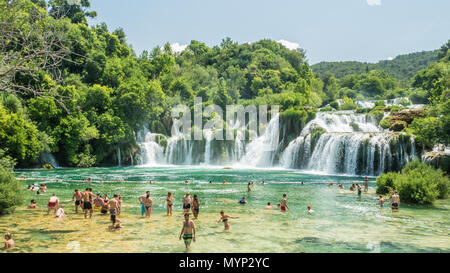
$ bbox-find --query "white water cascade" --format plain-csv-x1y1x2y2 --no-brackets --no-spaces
239,113,280,167
280,111,417,175
117,147,121,167
137,127,166,166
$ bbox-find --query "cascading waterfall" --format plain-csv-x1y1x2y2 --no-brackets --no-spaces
280,111,417,175
117,147,121,167
137,126,166,166
239,113,280,167
204,129,213,165
39,151,59,168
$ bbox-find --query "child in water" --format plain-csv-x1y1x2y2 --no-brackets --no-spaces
4,233,14,249
378,196,385,207
307,205,314,214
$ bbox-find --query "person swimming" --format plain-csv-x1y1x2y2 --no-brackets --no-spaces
4,233,14,249
55,205,66,218
307,205,314,214
28,200,37,209
265,202,273,209
216,210,238,230
239,197,247,205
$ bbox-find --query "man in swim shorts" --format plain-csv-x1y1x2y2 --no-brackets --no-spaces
47,193,59,215
280,194,289,211
93,193,104,212
179,213,196,249
390,190,400,211
138,191,149,217
72,189,83,213
109,194,119,224
82,188,95,219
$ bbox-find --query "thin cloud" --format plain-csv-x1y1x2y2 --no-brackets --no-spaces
170,42,187,53
277,39,300,50
366,0,381,6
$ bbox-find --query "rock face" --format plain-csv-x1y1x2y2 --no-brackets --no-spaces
422,145,450,173
380,109,425,131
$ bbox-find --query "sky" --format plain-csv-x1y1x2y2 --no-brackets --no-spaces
87,0,450,64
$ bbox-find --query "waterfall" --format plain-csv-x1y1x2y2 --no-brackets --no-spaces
40,152,59,168
204,129,213,164
280,111,417,175
117,147,121,167
137,126,166,166
239,113,280,167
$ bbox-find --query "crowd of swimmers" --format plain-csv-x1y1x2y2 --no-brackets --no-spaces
4,176,401,250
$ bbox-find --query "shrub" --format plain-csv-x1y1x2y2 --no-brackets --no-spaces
376,172,398,194
339,96,357,110
376,161,450,204
0,166,24,215
329,101,339,109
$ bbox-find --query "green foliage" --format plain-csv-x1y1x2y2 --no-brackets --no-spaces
376,172,398,195
312,50,439,84
0,166,24,215
339,96,357,110
376,161,450,204
0,105,43,166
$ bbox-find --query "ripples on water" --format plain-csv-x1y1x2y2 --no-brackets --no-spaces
0,166,449,253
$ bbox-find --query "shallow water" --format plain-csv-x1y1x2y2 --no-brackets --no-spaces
1,166,449,253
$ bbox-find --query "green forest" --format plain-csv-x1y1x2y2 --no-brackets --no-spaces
0,0,448,172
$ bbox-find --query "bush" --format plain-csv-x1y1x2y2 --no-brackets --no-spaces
0,166,24,215
339,96,357,110
376,172,398,194
376,161,450,204
329,101,339,109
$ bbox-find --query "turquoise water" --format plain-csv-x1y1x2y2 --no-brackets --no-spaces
1,166,449,253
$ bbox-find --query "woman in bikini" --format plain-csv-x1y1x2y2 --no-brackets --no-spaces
192,195,200,219
182,193,192,213
166,192,175,216
216,210,238,230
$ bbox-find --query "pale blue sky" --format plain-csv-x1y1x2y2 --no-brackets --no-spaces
87,0,450,64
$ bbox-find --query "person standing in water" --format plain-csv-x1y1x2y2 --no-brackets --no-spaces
239,197,247,205
192,195,200,219
72,189,83,213
378,195,385,207
47,193,59,215
93,193,104,212
217,210,238,230
138,192,149,217
390,190,400,211
179,213,196,249
117,194,123,216
28,200,37,209
82,188,95,219
166,192,175,216
247,182,252,192
265,202,273,209
364,177,369,192
108,194,119,224
182,192,192,213
307,205,314,214
142,192,153,218
4,233,14,249
357,184,362,196
280,194,289,211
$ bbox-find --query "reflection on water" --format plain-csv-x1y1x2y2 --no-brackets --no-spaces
0,166,449,253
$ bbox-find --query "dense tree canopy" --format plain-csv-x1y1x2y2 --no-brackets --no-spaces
0,0,448,169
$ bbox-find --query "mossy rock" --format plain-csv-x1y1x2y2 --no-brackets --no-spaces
42,163,55,170
390,121,408,131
